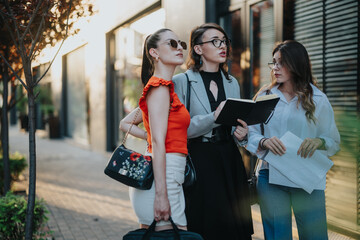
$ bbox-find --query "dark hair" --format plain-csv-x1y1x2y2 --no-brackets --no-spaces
186,23,231,80
270,40,318,122
141,28,172,85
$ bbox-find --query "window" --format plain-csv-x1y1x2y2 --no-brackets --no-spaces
107,8,165,150
114,9,165,115
250,0,275,96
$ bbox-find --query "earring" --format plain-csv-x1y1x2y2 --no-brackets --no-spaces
156,56,159,61
199,58,202,65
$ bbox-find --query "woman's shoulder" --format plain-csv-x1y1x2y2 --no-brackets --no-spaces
173,69,194,82
223,72,239,85
139,77,174,113
140,77,173,98
173,70,196,91
146,76,173,87
311,84,331,106
311,84,325,96
172,72,186,87
311,84,328,101
227,73,237,81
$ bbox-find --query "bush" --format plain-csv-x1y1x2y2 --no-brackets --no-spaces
0,152,27,195
0,192,49,240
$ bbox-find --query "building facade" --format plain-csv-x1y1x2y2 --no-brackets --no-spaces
34,0,359,237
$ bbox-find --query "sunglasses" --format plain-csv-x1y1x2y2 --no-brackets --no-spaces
168,39,187,50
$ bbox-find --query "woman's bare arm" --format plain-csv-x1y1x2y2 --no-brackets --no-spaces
147,85,171,221
119,107,147,140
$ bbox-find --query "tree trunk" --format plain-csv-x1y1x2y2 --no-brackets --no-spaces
1,47,11,195
24,59,36,240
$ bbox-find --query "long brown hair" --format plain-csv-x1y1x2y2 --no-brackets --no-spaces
141,28,172,85
186,23,231,80
262,40,318,123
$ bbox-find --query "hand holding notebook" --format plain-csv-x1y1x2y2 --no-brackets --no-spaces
215,94,280,126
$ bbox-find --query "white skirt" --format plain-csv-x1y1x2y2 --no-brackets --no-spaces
129,153,187,226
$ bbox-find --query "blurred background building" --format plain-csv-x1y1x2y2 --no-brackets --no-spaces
14,0,359,238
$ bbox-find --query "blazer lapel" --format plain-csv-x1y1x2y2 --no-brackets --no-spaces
187,70,211,113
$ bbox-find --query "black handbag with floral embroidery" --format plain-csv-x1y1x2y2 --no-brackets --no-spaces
104,109,153,190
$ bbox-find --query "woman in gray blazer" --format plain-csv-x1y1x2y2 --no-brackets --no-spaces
173,23,253,240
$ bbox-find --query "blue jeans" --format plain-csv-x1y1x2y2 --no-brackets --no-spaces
257,169,328,240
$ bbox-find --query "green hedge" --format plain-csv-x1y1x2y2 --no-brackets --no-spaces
0,192,49,239
0,152,27,195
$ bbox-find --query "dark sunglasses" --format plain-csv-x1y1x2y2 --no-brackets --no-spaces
168,39,187,50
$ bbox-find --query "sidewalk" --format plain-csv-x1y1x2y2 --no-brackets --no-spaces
9,126,353,240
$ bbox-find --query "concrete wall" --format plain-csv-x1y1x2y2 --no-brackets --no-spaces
163,0,205,73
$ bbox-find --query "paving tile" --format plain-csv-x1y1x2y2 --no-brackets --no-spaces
9,126,355,240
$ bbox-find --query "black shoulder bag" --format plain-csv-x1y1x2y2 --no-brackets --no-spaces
182,73,197,190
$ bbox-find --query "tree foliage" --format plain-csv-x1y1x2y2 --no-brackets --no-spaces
1,0,93,57
0,0,94,239
0,0,94,122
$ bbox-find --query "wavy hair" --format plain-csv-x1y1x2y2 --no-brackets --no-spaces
141,28,172,85
186,23,231,80
262,40,318,123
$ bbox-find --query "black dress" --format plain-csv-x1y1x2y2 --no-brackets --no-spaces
185,71,253,240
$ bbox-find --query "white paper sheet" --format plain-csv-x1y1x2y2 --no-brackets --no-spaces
269,165,326,191
264,131,333,193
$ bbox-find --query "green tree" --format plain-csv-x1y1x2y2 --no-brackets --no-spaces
0,0,93,238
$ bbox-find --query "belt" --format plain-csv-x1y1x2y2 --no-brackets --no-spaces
189,134,231,143
188,136,213,143
188,126,232,143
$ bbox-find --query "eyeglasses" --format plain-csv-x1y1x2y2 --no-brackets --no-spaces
197,38,231,48
167,39,187,50
268,61,283,69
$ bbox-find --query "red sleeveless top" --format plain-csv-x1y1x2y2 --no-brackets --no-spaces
139,76,190,155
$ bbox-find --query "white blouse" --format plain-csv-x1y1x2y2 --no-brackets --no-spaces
246,84,340,170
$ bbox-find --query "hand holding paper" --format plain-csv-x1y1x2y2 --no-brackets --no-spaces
264,131,333,193
262,136,286,156
297,137,323,158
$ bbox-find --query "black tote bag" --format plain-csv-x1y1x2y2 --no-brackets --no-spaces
123,217,204,240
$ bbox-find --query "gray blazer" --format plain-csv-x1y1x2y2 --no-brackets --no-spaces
173,69,241,139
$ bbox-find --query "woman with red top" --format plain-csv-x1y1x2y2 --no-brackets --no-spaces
121,28,189,231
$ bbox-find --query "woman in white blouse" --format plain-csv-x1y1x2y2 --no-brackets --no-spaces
247,40,340,240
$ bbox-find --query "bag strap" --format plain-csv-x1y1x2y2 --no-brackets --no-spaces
253,88,271,175
185,72,191,111
184,72,194,159
260,88,271,135
253,158,260,175
142,217,181,240
122,108,141,146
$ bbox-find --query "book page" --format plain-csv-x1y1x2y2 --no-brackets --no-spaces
256,94,279,102
226,98,254,103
